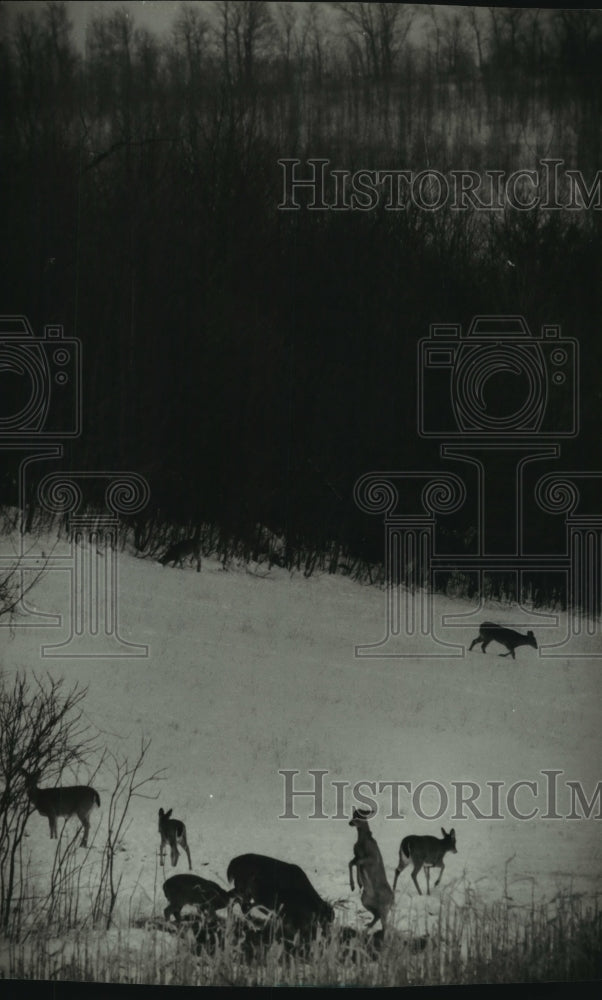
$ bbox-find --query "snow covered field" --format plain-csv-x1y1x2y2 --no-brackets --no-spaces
1,533,601,936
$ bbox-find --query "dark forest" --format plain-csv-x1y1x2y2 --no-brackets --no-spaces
1,2,602,607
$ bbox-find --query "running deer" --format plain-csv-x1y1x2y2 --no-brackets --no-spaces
158,537,201,572
393,828,457,895
348,808,394,932
20,769,100,848
158,808,192,869
163,874,236,923
469,622,537,660
227,853,334,937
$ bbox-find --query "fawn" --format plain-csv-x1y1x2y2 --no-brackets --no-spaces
163,873,235,922
158,808,192,869
469,622,537,660
393,828,457,895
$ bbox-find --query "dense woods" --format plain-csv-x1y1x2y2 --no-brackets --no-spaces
1,2,602,604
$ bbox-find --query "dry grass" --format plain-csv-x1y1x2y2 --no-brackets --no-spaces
1,890,600,986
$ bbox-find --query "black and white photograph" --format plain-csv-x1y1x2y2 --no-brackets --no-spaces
0,0,601,991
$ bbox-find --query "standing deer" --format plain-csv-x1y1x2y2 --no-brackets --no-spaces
158,808,192,869
21,769,100,848
163,874,236,923
348,808,394,932
469,622,537,660
393,828,457,895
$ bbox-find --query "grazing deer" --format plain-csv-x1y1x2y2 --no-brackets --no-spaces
158,538,201,572
469,622,537,660
158,808,192,869
21,769,100,848
348,808,394,932
163,874,236,923
227,853,334,937
393,828,457,895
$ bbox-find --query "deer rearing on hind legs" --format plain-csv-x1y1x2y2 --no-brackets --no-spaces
348,808,394,932
21,769,100,848
158,808,192,869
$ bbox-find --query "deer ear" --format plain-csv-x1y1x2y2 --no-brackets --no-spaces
441,827,447,836
450,829,455,837
165,808,173,818
527,630,534,636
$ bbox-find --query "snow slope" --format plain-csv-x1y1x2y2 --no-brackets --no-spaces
1,534,601,931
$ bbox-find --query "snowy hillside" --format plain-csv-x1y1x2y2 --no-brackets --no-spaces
1,533,601,931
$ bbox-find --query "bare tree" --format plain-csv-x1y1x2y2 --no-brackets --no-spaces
93,737,164,928
304,2,329,87
0,673,100,933
331,2,415,85
214,0,275,91
468,8,484,73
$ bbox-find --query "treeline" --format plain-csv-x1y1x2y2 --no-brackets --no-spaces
1,2,602,608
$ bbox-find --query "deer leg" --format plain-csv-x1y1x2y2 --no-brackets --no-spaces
348,859,356,891
393,866,401,891
411,867,423,895
469,637,480,652
434,862,445,887
482,640,490,653
425,867,431,895
171,842,179,867
80,817,90,848
159,836,165,865
182,838,192,870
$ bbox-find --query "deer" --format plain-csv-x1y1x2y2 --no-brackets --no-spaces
393,828,457,895
20,769,100,848
163,874,236,923
348,808,394,932
158,536,201,572
158,808,192,869
227,853,334,939
469,622,537,660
